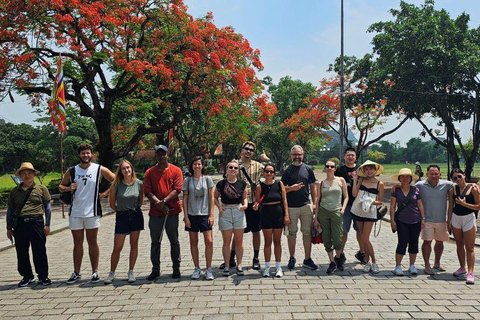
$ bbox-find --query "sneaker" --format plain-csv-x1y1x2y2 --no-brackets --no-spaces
355,251,367,265
147,271,160,281
340,253,346,264
363,263,372,273
18,276,35,287
372,263,380,274
453,267,467,277
236,267,244,276
466,273,475,285
205,268,214,280
66,272,81,284
275,267,283,278
409,265,418,275
103,272,115,284
287,257,296,270
191,268,202,280
39,276,52,286
91,271,100,284
223,268,230,277
172,268,181,279
394,265,404,276
220,261,236,269
326,261,337,274
263,267,271,277
303,257,318,270
334,256,344,271
252,258,261,270
127,270,136,283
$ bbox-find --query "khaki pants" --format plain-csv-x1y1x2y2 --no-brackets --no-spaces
287,204,313,242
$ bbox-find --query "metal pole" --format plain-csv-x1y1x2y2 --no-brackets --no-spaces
339,0,345,161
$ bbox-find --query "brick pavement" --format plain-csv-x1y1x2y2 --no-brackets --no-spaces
1,179,480,318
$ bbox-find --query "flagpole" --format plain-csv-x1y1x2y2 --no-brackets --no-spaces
60,132,65,218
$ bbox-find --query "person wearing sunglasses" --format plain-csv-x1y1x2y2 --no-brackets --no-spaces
214,160,248,276
314,160,348,274
415,165,454,275
448,168,480,284
253,163,289,277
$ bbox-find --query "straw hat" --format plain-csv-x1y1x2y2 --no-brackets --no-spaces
15,162,40,176
392,168,419,181
357,160,384,177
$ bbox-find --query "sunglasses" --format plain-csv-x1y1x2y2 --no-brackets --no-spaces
325,165,335,169
228,166,239,170
264,170,275,174
452,175,463,181
243,147,255,153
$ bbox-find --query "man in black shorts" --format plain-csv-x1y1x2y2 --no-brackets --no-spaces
220,141,264,270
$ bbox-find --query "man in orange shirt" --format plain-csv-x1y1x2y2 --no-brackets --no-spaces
144,145,183,280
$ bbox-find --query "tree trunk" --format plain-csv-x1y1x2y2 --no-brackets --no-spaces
94,109,115,170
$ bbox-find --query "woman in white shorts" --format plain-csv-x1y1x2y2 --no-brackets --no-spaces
448,168,480,284
214,160,247,276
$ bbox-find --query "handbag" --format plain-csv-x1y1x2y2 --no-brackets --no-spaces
60,167,76,205
311,219,323,244
377,205,388,220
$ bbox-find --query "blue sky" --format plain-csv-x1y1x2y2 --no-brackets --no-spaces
1,0,479,145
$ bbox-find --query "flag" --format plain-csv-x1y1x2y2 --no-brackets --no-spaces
49,54,67,133
168,128,174,153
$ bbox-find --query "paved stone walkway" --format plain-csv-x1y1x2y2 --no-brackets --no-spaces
1,200,480,319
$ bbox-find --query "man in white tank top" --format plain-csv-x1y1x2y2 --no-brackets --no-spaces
59,143,115,284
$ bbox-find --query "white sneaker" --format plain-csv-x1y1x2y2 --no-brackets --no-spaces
103,271,115,284
191,268,202,280
127,270,136,283
409,265,418,275
363,263,372,273
275,267,283,278
205,268,214,280
372,263,380,274
394,265,404,276
263,267,271,277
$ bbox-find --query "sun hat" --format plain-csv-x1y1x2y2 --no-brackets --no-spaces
15,162,40,176
357,160,384,177
415,161,421,166
154,145,168,153
392,168,419,181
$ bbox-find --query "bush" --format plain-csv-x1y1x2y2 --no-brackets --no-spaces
47,179,62,195
0,189,10,207
207,165,216,174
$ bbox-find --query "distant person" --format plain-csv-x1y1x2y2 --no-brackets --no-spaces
7,162,52,287
415,165,454,275
144,145,183,280
315,160,348,274
335,147,366,265
448,168,480,284
253,163,290,278
104,160,144,284
182,156,215,280
60,143,115,284
351,160,385,274
281,145,318,271
389,168,425,276
414,162,423,183
215,160,248,276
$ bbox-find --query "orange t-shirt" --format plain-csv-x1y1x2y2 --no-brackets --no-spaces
144,164,183,216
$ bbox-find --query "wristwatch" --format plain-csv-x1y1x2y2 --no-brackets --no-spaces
162,198,167,203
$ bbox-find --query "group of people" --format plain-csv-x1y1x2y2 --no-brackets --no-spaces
5,142,480,287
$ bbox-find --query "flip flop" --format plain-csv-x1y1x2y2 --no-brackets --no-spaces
433,265,446,272
424,268,435,275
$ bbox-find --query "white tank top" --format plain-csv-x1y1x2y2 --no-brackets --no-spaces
70,163,102,217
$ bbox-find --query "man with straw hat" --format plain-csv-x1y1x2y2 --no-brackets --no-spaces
6,162,52,287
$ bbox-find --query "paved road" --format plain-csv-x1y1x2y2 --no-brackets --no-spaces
1,199,480,319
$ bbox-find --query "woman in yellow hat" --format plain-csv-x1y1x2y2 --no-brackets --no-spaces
351,160,385,274
389,168,425,276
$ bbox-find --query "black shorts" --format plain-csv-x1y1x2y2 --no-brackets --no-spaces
244,203,261,233
260,203,284,230
185,214,212,233
115,207,144,235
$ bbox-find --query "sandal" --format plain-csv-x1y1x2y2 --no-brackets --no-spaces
433,265,446,272
424,268,435,275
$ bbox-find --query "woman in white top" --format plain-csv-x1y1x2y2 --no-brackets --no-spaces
182,156,215,280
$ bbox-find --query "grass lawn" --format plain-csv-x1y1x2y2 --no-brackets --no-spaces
0,172,62,191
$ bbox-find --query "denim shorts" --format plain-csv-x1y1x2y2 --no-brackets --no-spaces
115,207,144,235
218,207,246,231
